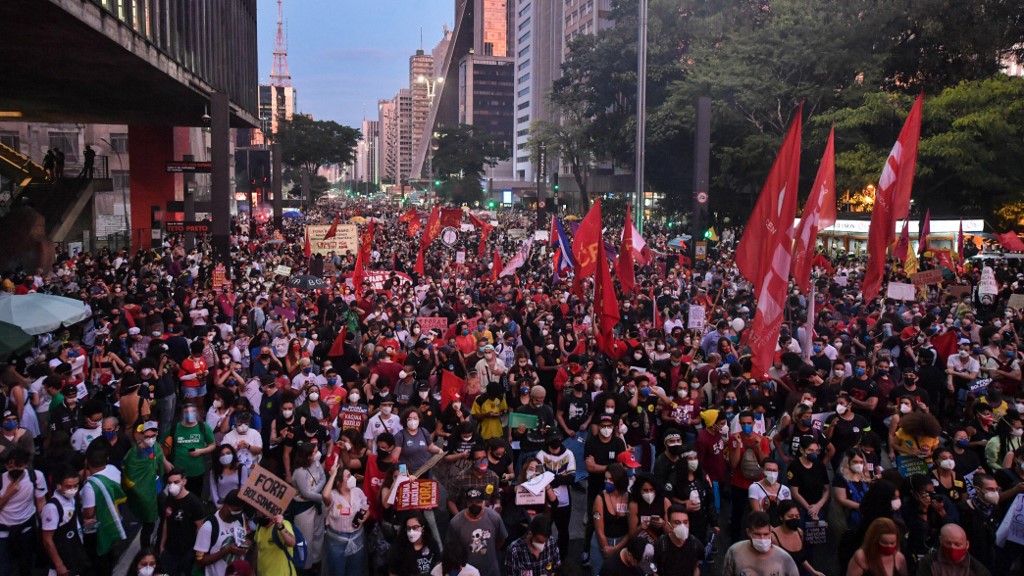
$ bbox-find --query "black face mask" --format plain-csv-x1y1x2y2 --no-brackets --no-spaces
7,469,23,482
668,445,685,457
468,504,483,516
547,443,561,453
784,518,801,531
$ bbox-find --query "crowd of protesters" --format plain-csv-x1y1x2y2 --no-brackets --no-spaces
0,196,1019,576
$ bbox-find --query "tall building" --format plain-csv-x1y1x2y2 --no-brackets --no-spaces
410,50,435,179
378,98,398,183
255,84,297,144
513,0,564,181
459,56,515,151
354,119,379,184
563,0,614,53
397,88,413,182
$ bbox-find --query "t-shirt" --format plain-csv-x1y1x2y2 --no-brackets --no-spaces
193,514,246,576
537,448,577,507
0,469,47,525
168,422,215,477
449,508,508,576
41,492,79,533
254,520,295,576
363,412,401,451
823,413,870,458
163,492,205,554
722,541,799,576
395,428,434,473
785,459,830,505
221,428,263,469
583,436,627,479
841,377,880,417
558,392,592,432
651,535,703,576
71,426,102,453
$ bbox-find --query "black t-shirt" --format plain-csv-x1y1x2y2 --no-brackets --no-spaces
584,435,627,479
559,392,592,432
446,434,479,456
388,544,437,576
163,492,205,554
824,413,870,457
651,535,703,576
888,384,931,409
841,377,880,417
599,549,643,576
785,459,830,504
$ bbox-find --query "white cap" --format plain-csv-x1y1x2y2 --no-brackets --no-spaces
128,327,141,336
48,358,62,369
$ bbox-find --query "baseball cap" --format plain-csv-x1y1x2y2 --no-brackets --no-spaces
128,327,141,336
616,451,641,469
223,489,245,507
465,487,485,501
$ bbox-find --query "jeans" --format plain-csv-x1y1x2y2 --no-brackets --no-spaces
156,394,176,440
324,528,366,576
0,520,36,576
566,433,588,483
589,534,624,576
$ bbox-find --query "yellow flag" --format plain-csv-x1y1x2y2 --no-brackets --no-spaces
708,227,719,242
904,246,919,276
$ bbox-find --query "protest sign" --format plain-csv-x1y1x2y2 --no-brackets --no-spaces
395,478,440,511
996,493,1024,546
804,520,828,545
964,470,977,501
347,270,413,291
886,282,916,301
980,267,999,297
455,251,466,264
1009,294,1024,311
340,408,366,431
212,264,228,290
238,465,297,518
896,455,930,477
306,224,359,256
971,378,993,396
534,231,550,242
688,305,706,331
910,269,943,286
413,452,446,478
417,317,449,335
273,265,292,277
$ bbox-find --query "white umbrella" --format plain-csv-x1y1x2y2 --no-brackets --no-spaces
0,292,89,335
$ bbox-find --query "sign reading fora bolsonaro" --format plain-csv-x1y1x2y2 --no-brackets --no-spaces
238,464,297,517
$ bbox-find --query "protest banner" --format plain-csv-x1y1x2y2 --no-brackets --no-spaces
515,485,546,506
417,317,449,335
996,493,1024,546
306,224,359,256
896,455,930,477
886,282,917,301
910,269,943,286
395,478,440,511
346,270,413,291
1009,294,1024,311
238,464,297,518
340,408,366,431
804,520,828,545
688,305,706,331
980,267,999,297
273,265,292,277
212,263,228,290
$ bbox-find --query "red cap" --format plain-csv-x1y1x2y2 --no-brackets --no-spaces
616,451,641,469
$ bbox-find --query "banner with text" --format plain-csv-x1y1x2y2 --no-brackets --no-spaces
238,464,297,518
306,224,360,256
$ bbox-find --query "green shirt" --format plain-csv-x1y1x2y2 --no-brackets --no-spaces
166,421,214,477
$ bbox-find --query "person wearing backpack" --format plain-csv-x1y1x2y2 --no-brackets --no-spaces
159,468,204,576
193,489,249,576
0,447,48,576
727,411,770,542
252,511,298,576
41,466,89,576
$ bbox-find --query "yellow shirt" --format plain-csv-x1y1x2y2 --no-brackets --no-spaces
471,396,508,439
254,519,295,576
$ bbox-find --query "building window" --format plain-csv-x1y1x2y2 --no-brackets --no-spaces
110,133,129,154
518,2,532,17
518,45,530,57
518,59,531,71
517,128,530,137
517,115,530,123
518,17,531,31
517,101,530,110
518,31,531,44
517,87,531,97
49,132,80,164
0,132,18,151
111,170,131,192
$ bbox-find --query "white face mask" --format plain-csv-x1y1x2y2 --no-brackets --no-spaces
407,529,422,543
452,401,461,411
382,406,393,416
619,423,628,435
672,523,689,541
212,399,222,409
939,459,956,471
751,537,773,553
1016,403,1024,414
834,370,845,378
525,470,536,480
599,427,613,438
984,490,1000,504
61,488,78,499
891,498,902,511
309,393,320,402
235,424,249,435
346,475,358,490
605,407,615,415
899,403,911,414
532,540,546,553
349,393,360,403
282,409,294,418
642,492,655,504
1014,428,1024,438
593,379,603,389
687,460,699,471
143,437,157,448
138,567,155,576
407,419,420,431
850,463,864,474
763,471,778,485
219,454,234,466
835,404,848,415
168,482,182,497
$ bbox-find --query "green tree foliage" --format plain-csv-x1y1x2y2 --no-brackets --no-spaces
432,125,510,205
277,115,361,183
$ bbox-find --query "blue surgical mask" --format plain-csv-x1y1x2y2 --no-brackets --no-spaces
605,482,616,494
1,421,16,432
742,424,753,435
303,367,312,374
806,452,819,462
955,439,970,449
800,418,813,428
813,345,822,354
754,412,763,421
328,377,337,385
640,387,650,396
103,430,117,440
855,367,866,377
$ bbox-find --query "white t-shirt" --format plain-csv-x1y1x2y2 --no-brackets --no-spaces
194,514,246,576
29,376,50,415
222,428,263,468
41,492,80,533
363,413,401,451
70,426,101,453
430,565,481,576
747,481,793,508
537,449,577,508
0,469,47,526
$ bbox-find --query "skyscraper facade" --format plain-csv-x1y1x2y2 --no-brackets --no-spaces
513,0,564,181
410,50,436,178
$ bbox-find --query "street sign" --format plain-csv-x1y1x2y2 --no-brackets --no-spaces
695,241,707,260
165,221,211,233
696,191,709,205
165,161,212,173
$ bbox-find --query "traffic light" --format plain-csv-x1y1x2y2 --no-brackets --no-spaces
552,172,559,192
434,179,441,186
703,229,712,239
488,200,496,209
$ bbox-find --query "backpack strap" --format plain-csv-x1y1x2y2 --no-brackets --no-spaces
270,526,297,576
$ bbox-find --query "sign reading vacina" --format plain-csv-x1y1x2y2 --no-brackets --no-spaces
165,221,211,233
165,161,213,173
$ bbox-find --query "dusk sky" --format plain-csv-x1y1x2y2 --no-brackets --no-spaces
256,0,453,128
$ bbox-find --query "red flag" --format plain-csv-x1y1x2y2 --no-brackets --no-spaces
421,206,442,249
322,215,340,240
651,286,662,329
736,104,803,299
303,228,312,259
593,239,620,356
810,253,835,274
894,220,911,261
957,220,965,261
413,247,425,275
353,223,375,296
995,231,1024,252
328,325,348,357
919,208,931,257
468,213,494,257
617,206,637,295
933,249,955,271
440,208,463,229
440,370,466,410
397,209,417,223
791,126,836,292
863,94,924,302
571,199,603,295
931,330,958,364
738,105,803,376
492,248,503,281
407,215,422,238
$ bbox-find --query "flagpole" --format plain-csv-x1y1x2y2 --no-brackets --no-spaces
802,284,815,363
634,0,648,235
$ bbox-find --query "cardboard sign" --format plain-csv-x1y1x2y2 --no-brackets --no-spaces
910,269,943,286
534,231,550,242
1008,293,1024,311
273,265,292,277
238,464,297,518
688,305,706,331
695,242,707,261
971,377,993,395
964,470,977,501
804,520,828,545
515,485,546,506
417,317,448,335
980,267,999,297
340,408,366,431
896,455,930,477
950,285,972,299
996,493,1024,547
455,251,466,264
212,263,228,291
306,224,360,256
395,478,439,511
886,282,917,301
413,452,446,478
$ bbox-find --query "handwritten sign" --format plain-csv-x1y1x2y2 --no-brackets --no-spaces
306,224,360,256
413,452,447,478
1009,294,1024,311
273,265,292,277
896,455,930,477
238,464,297,518
886,282,917,301
910,269,943,286
212,263,228,291
395,478,440,511
455,251,466,264
688,305,706,331
980,267,999,297
340,408,366,431
417,317,449,335
950,285,972,299
971,377,993,396
804,520,828,545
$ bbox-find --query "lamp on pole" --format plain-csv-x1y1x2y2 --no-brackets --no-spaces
634,0,648,234
97,137,130,243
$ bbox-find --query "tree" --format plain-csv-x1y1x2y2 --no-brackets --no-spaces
528,95,596,210
277,115,361,202
431,125,510,205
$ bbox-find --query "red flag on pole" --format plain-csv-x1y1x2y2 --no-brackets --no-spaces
790,126,836,292
617,206,637,295
303,228,312,259
957,220,965,261
996,231,1024,252
571,199,603,295
322,215,340,240
492,248,503,281
919,208,931,257
736,103,803,299
440,370,466,410
353,222,375,296
440,208,464,229
738,105,803,376
421,206,442,249
863,94,924,302
651,286,661,329
894,220,911,262
593,239,620,356
328,325,348,357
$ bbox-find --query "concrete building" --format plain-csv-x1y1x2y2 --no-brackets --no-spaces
410,50,436,173
513,0,564,181
253,84,297,145
563,0,614,53
378,98,399,183
397,89,414,183
353,119,379,185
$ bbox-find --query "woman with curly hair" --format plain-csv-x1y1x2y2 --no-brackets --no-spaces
892,410,942,462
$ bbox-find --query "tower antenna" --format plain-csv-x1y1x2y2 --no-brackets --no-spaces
270,0,291,87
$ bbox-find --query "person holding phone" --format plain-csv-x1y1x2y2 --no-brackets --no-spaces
193,490,249,576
